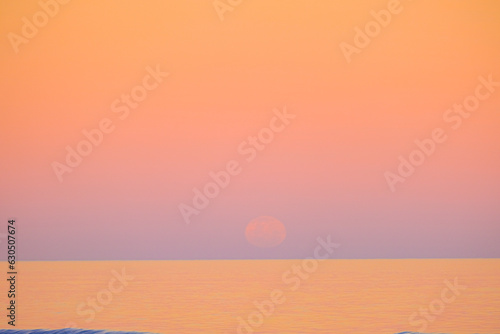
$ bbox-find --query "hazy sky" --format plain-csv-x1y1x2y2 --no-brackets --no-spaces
1,0,499,260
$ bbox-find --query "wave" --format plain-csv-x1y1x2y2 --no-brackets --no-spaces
0,330,157,334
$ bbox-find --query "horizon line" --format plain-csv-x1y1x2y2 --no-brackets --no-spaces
7,257,500,262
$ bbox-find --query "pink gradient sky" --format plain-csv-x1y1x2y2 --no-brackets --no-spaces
0,0,499,260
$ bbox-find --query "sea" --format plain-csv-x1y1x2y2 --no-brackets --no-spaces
1,259,499,333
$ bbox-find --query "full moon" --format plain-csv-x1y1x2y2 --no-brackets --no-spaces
245,216,286,248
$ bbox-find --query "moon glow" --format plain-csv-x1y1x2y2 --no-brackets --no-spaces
245,216,286,248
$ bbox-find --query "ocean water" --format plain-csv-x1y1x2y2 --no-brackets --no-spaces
3,259,500,333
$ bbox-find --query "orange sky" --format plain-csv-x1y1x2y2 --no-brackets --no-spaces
1,0,499,260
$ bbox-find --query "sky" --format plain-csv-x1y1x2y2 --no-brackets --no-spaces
0,0,499,261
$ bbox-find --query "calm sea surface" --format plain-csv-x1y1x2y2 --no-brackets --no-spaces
10,259,500,333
